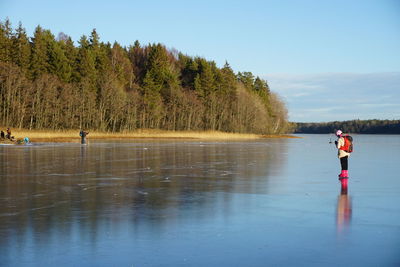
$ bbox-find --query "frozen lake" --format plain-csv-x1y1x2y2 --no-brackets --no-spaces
1,135,399,266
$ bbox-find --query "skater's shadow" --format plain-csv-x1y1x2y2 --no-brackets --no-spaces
336,184,352,234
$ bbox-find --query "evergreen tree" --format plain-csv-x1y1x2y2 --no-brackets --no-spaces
127,40,147,85
89,28,100,48
254,77,269,93
0,18,13,63
48,38,71,82
194,58,215,98
220,62,236,93
144,44,180,102
179,55,199,89
59,35,78,82
30,26,50,79
76,35,97,83
12,22,31,70
141,72,164,128
237,71,255,90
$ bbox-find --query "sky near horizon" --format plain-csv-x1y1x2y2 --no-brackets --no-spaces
1,0,399,122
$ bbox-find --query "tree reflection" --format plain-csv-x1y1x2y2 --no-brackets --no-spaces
0,140,289,253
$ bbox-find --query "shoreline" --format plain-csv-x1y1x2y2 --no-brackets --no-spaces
0,129,299,143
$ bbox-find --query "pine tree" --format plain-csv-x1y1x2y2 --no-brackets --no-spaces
76,35,97,83
194,58,215,98
179,55,199,89
89,29,100,48
59,35,78,82
11,22,31,70
141,72,163,128
237,71,255,90
48,38,71,82
30,26,50,79
220,62,236,93
144,44,180,102
127,40,147,85
0,18,14,63
254,77,268,92
96,42,112,77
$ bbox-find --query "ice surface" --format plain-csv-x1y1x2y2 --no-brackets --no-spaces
0,136,399,266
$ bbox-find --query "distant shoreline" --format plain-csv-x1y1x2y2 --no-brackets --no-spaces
0,129,298,144
293,119,400,134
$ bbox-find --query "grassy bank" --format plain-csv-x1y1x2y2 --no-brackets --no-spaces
0,128,297,143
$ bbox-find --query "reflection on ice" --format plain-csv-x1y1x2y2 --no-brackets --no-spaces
336,183,352,234
0,140,287,237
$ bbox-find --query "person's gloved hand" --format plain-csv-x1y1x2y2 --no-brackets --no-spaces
334,141,338,145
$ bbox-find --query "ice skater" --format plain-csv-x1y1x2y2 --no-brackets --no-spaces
335,130,353,186
79,130,89,145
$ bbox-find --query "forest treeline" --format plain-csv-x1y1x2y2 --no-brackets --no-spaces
294,119,400,134
0,19,289,133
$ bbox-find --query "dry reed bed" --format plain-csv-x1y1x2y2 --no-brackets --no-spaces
1,128,297,143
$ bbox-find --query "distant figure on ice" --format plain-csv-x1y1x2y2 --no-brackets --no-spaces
6,128,11,139
0,130,4,139
335,130,353,183
79,130,89,144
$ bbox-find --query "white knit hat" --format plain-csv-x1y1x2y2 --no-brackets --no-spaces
336,130,343,136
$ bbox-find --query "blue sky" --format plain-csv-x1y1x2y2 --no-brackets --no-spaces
1,0,399,122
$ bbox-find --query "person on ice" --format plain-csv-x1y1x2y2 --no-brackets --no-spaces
335,130,351,179
79,130,89,144
6,128,11,139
